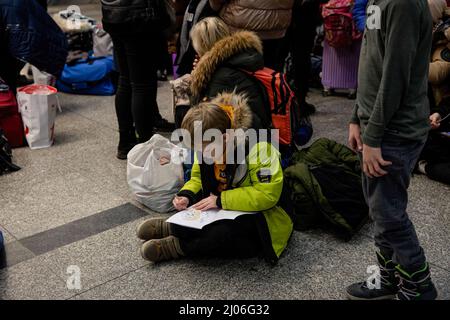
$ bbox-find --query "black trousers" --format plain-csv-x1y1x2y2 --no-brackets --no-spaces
290,0,321,102
262,39,285,72
170,214,262,259
110,32,163,142
0,51,20,93
420,133,450,185
35,0,47,10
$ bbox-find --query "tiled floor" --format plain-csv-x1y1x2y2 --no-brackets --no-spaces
0,3,449,300
1,80,449,300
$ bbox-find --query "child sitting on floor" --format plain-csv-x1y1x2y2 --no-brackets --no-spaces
136,93,293,264
417,96,450,185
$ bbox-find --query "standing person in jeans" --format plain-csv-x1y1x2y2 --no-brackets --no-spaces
347,0,438,300
102,1,175,160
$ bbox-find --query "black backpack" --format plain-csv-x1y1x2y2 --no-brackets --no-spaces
0,128,21,175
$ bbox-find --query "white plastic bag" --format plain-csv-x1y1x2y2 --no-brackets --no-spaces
17,85,60,150
127,134,187,213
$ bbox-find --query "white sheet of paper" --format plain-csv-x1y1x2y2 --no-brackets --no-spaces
166,208,256,230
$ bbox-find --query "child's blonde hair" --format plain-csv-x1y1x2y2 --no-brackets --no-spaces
190,17,231,56
181,102,232,147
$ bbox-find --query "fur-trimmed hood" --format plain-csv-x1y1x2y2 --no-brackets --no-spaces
210,92,253,130
190,31,263,99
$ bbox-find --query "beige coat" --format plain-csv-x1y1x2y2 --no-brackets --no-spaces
209,0,294,40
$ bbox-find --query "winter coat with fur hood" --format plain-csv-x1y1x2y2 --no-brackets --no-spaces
209,0,294,40
190,31,271,130
178,92,293,264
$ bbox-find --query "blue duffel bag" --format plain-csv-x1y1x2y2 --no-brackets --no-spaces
56,56,117,96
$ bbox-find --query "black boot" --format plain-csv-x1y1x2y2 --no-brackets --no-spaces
395,263,438,300
117,130,137,160
346,252,399,300
154,118,175,132
300,100,316,116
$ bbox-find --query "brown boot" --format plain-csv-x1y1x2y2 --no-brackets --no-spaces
136,218,171,241
140,236,184,262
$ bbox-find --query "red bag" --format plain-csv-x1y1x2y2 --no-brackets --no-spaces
0,87,25,148
242,67,300,146
322,0,361,48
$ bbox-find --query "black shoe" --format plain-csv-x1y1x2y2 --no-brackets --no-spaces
395,263,438,300
322,88,334,97
117,142,136,160
301,101,316,116
157,70,168,81
348,91,357,100
117,130,137,160
154,118,175,132
346,252,399,300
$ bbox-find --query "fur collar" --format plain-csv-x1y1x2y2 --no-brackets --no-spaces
210,92,253,130
190,31,263,99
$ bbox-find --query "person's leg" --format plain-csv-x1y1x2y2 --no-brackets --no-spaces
348,138,437,300
262,39,283,71
290,0,320,114
120,33,159,142
171,215,262,259
35,0,47,10
368,140,426,268
425,162,450,185
110,34,136,159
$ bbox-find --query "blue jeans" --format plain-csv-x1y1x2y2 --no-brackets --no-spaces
361,136,427,269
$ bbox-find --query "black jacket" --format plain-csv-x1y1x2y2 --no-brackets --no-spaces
101,0,173,34
190,31,271,129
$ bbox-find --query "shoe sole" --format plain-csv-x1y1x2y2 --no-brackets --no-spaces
346,292,397,301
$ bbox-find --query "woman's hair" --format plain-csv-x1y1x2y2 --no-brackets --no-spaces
181,102,232,146
190,17,231,56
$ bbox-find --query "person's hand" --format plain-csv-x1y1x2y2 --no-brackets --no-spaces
348,123,363,153
173,196,189,211
192,56,200,71
192,194,218,211
362,144,392,178
430,113,442,130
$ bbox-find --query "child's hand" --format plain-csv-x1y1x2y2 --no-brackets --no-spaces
430,113,441,130
173,196,189,211
192,194,218,211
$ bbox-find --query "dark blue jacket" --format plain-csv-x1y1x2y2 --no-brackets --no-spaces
0,0,68,76
352,0,368,33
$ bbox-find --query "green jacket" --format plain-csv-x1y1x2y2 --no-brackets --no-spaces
179,141,293,264
178,92,292,263
285,138,368,240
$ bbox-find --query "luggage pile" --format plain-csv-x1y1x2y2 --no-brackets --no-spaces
52,9,117,96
